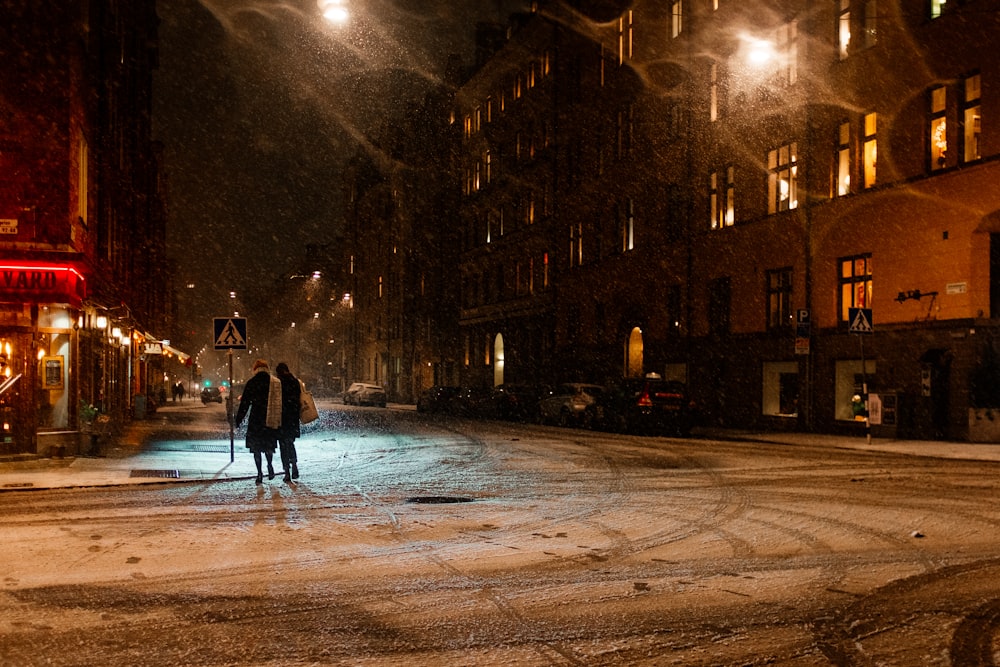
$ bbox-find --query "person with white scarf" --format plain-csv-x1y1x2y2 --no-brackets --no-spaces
234,359,280,484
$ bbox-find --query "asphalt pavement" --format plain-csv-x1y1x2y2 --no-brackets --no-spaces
2,403,1000,492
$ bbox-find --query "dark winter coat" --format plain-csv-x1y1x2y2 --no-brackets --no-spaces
234,369,278,453
278,372,302,440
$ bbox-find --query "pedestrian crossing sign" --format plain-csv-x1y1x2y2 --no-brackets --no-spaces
848,308,873,334
214,317,248,350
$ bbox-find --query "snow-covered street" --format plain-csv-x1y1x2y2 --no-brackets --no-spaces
1,403,998,665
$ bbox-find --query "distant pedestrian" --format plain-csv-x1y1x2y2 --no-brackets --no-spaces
275,362,301,482
234,359,280,484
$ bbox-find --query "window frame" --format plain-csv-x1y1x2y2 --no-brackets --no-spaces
929,86,948,171
838,254,872,323
962,73,982,164
863,112,877,188
767,142,798,214
766,267,793,331
836,120,851,196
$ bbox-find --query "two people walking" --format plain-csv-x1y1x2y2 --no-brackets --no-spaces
233,359,305,484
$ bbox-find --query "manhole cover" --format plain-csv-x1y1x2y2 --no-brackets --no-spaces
129,469,180,478
405,496,473,504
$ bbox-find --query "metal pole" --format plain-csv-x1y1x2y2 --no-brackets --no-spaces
860,334,871,445
228,349,234,462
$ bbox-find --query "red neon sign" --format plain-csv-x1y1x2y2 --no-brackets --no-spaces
0,263,86,306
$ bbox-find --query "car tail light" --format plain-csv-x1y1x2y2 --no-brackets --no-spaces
637,389,653,407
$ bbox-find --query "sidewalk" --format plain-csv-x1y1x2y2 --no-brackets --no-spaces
0,402,261,492
2,411,1000,492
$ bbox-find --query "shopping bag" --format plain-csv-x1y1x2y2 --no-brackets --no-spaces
300,382,319,424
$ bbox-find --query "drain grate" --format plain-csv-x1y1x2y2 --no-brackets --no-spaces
405,496,473,504
129,469,180,479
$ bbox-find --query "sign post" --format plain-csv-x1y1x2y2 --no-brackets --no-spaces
848,308,874,444
214,317,248,462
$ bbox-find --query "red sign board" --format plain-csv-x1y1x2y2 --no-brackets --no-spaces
0,263,86,306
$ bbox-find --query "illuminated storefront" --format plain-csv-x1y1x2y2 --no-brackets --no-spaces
0,262,86,455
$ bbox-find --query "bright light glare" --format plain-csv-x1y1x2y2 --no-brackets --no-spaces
318,0,348,23
746,38,775,66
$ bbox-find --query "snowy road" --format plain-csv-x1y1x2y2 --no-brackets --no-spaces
1,404,998,665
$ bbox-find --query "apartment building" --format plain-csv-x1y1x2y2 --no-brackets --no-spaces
445,0,1000,440
0,2,168,454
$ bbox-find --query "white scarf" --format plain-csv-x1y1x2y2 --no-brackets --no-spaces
265,374,282,429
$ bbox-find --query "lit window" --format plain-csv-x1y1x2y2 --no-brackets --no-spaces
931,0,946,19
77,137,88,224
837,121,851,196
710,168,735,229
767,143,798,214
963,74,981,163
930,86,947,170
838,0,851,60
569,223,583,267
621,198,635,251
863,112,877,188
710,63,718,122
671,1,683,38
839,254,872,322
618,11,632,64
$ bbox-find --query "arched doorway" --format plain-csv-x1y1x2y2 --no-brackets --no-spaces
494,333,505,387
625,327,643,378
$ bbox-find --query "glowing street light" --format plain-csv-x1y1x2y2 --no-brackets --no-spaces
745,37,776,67
318,0,349,23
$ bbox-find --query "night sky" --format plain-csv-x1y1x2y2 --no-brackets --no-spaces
154,0,525,347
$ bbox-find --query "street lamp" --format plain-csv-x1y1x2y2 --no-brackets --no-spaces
318,0,348,23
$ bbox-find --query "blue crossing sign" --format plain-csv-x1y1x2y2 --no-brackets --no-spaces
214,317,248,350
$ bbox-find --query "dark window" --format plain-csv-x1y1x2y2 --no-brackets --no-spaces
708,277,731,336
767,268,793,330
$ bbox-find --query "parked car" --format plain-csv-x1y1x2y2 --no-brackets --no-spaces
492,383,548,422
200,386,223,404
416,385,461,413
447,386,496,418
343,381,387,407
538,383,605,427
598,375,696,436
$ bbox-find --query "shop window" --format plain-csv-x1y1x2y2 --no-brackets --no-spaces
36,332,71,429
835,359,877,421
763,361,799,417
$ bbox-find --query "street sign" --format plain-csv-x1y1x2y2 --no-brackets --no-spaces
795,321,811,355
214,317,248,350
848,307,873,334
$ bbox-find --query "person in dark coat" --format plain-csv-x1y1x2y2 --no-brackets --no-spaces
275,362,302,482
234,359,279,484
